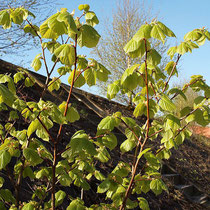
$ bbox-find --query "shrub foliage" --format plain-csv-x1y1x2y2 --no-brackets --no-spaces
0,4,209,210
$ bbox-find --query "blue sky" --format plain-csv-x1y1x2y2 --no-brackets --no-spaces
3,0,210,89
61,0,210,85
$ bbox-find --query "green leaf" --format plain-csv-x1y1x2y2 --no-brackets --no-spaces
101,133,117,150
47,13,67,36
161,129,173,144
43,41,61,53
54,44,75,66
0,84,15,107
98,116,116,131
184,29,202,41
168,88,186,100
185,109,207,126
67,199,85,210
0,150,11,170
0,10,11,29
31,53,42,71
0,177,4,188
27,119,40,137
48,77,61,92
89,59,110,82
194,96,205,108
120,139,136,153
58,173,72,186
23,166,35,179
177,42,189,55
147,49,161,65
25,76,35,87
78,4,90,12
133,103,146,118
157,21,176,37
159,94,176,112
57,11,78,34
107,80,121,100
22,202,36,210
167,46,177,59
150,179,167,195
121,72,141,91
144,152,160,170
23,148,43,166
10,8,26,25
78,24,100,48
0,189,15,204
138,148,151,160
68,70,86,88
121,117,137,128
151,24,166,43
112,162,131,177
180,106,192,117
165,61,178,77
133,24,152,40
40,18,58,39
165,114,181,131
67,106,80,123
0,201,6,210
97,178,111,193
85,11,99,27
57,66,70,76
24,24,39,36
59,102,80,123
121,64,140,84
70,130,97,156
95,170,105,181
55,190,66,207
14,72,25,83
95,147,110,162
36,168,49,179
84,68,96,86
138,197,149,210
124,39,148,58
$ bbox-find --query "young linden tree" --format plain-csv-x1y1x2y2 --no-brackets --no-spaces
0,3,209,210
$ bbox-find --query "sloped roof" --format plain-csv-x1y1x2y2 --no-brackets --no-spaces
0,59,209,209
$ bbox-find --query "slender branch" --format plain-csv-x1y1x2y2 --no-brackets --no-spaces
51,35,78,210
148,128,163,138
46,75,62,88
150,82,159,101
120,118,142,146
15,138,30,208
26,106,55,143
4,120,16,141
170,78,200,100
180,108,198,121
56,34,78,142
73,66,91,83
49,37,70,77
120,38,150,210
161,54,181,94
25,19,41,39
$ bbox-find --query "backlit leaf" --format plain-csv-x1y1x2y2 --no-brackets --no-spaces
23,148,43,166
54,44,75,66
107,80,121,100
0,150,11,170
138,197,149,210
31,53,42,71
57,11,78,34
55,190,66,207
151,24,166,43
78,24,100,48
159,94,176,112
